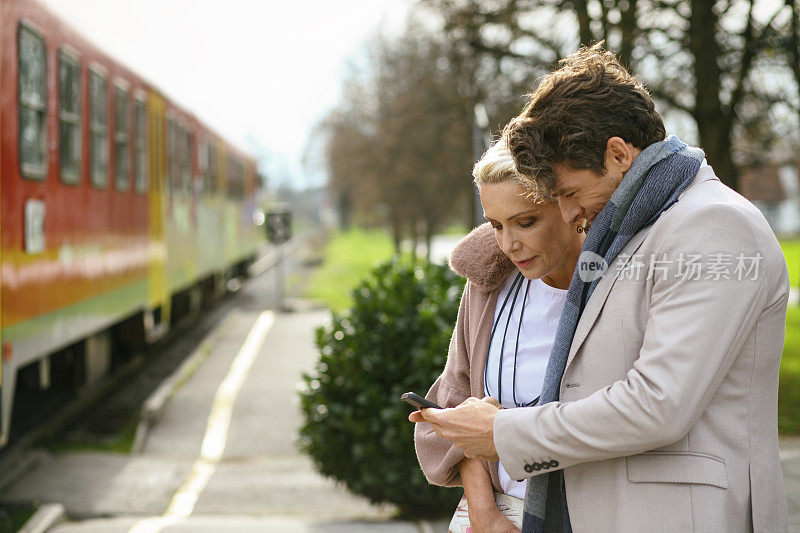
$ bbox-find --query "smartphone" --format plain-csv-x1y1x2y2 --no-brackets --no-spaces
401,392,442,410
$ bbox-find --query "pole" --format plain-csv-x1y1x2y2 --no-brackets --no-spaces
275,244,285,311
472,103,492,227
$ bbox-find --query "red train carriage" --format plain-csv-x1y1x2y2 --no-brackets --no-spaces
0,0,264,446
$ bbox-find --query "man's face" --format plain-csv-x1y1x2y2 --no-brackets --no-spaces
549,138,641,228
550,164,623,228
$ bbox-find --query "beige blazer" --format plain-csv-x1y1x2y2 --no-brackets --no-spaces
494,165,790,532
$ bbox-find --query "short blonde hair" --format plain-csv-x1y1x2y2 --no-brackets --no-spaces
472,139,554,204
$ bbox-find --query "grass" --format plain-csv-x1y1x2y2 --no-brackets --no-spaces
780,239,800,288
0,504,37,533
50,413,141,454
306,228,395,313
780,305,800,435
438,221,472,236
778,240,800,434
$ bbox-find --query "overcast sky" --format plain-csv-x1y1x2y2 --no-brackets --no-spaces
39,0,411,189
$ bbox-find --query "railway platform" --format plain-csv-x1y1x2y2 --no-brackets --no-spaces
0,242,447,532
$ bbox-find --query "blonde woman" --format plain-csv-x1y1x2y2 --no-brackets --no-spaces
411,139,583,532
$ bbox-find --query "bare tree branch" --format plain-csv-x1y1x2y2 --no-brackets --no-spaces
727,0,757,114
648,85,695,114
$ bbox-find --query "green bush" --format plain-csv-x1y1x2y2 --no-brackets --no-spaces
298,259,465,517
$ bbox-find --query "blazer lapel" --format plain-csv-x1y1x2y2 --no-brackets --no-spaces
566,226,654,369
564,165,718,372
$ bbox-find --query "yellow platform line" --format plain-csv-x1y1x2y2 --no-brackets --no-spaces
128,310,275,533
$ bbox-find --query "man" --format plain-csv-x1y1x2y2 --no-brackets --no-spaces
411,44,789,532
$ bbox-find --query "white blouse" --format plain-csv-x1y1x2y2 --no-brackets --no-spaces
483,272,568,499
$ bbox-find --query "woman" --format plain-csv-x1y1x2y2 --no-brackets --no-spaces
412,139,583,532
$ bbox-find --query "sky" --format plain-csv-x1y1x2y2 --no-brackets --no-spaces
39,0,412,189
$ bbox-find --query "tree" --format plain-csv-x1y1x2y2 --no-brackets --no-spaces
372,22,474,256
787,0,800,133
425,0,797,190
313,16,476,256
308,68,384,232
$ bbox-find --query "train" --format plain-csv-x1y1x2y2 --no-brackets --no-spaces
0,0,265,447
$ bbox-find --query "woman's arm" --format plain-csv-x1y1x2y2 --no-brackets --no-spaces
458,458,519,533
413,282,476,486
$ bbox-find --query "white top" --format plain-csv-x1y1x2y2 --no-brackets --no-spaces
484,272,568,499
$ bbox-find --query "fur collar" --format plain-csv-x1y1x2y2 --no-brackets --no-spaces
448,223,515,293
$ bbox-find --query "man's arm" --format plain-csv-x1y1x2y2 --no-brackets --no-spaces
494,202,784,479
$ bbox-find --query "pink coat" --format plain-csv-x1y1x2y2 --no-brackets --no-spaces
413,222,515,491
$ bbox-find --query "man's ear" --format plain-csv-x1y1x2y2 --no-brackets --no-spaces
604,136,639,173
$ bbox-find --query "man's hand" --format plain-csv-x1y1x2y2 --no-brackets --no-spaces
408,397,501,461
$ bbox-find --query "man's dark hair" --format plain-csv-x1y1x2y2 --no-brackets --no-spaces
503,43,665,193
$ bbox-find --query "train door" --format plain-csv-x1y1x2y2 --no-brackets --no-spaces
0,6,6,448
147,92,170,330
0,55,3,444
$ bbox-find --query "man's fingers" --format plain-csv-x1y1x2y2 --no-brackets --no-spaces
409,407,441,424
483,396,501,408
418,407,442,423
414,415,446,439
408,410,425,423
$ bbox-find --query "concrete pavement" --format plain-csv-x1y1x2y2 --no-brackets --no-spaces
781,437,800,530
47,516,427,532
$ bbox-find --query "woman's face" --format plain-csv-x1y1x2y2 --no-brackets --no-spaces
480,180,583,288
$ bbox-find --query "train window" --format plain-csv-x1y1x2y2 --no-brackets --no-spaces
234,156,239,199
238,160,244,198
167,117,175,194
89,69,108,188
198,136,208,194
114,85,131,191
177,124,190,194
183,128,193,195
58,49,81,184
227,155,243,199
230,158,239,199
18,24,47,179
207,141,218,194
134,98,147,194
226,155,234,199
171,122,191,195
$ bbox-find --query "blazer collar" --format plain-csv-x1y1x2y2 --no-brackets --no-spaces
566,226,653,368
